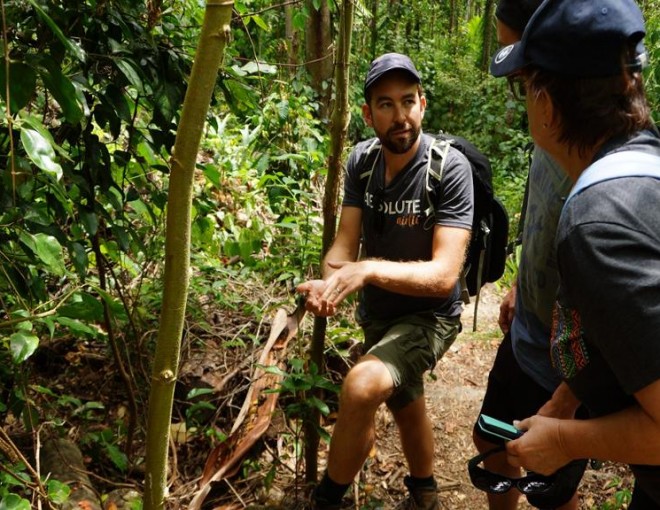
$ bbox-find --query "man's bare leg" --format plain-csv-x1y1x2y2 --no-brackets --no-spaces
326,355,394,484
393,395,434,477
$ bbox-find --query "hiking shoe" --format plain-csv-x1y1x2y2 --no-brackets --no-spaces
306,488,349,510
393,476,440,510
307,497,352,510
307,500,343,510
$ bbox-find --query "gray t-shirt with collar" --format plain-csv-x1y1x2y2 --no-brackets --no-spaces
343,133,474,320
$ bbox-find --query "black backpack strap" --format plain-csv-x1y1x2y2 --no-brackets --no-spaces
507,141,534,255
423,137,451,218
358,138,382,194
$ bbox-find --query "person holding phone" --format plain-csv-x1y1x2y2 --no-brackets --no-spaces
489,0,660,507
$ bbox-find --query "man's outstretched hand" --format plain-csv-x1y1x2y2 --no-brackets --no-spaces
296,279,338,317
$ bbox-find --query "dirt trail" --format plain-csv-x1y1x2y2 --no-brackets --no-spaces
357,284,631,509
215,284,632,509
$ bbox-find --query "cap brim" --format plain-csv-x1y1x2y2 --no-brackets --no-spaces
490,42,527,77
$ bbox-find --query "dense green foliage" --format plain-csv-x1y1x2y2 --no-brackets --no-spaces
1,0,659,507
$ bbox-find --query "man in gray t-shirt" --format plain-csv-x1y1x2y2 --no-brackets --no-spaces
298,53,473,510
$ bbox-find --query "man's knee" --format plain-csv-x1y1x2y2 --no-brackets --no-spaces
340,358,393,409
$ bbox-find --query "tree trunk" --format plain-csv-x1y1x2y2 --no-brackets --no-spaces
449,0,456,34
284,2,299,77
306,0,356,484
305,0,334,118
369,0,379,60
143,1,233,509
480,0,496,72
40,438,102,510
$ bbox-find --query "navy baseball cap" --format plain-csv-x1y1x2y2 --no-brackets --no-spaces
364,53,421,99
496,0,544,33
491,0,647,78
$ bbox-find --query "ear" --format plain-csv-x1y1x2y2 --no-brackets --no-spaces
420,94,427,118
362,103,373,127
537,89,557,130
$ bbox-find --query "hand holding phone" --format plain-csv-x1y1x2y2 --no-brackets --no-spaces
477,414,523,442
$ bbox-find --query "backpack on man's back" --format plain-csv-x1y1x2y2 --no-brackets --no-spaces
437,133,509,300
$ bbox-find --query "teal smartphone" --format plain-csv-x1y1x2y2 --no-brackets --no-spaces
478,414,523,442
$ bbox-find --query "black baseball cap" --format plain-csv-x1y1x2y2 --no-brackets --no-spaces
496,0,544,33
491,0,647,78
364,53,421,99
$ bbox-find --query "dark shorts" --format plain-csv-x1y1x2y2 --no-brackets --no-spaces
359,311,461,411
474,333,588,509
630,468,660,508
474,332,557,439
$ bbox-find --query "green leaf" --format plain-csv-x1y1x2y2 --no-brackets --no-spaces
9,332,39,364
37,57,83,124
115,59,144,92
70,242,88,277
261,365,287,377
59,292,104,321
93,287,128,321
56,317,99,337
187,388,214,399
25,0,86,63
312,0,321,10
46,479,71,504
104,84,132,123
20,128,63,180
0,495,31,510
203,164,221,187
20,233,66,275
249,15,270,31
308,395,330,415
292,10,307,31
241,61,277,75
0,61,37,113
112,225,130,251
42,317,56,338
19,112,71,160
79,208,98,236
104,442,128,472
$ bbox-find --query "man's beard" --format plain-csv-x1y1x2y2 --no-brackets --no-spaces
377,122,421,154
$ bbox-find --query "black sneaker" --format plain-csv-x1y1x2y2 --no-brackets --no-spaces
307,488,348,510
393,476,440,510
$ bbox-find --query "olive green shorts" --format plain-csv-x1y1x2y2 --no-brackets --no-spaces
358,311,461,411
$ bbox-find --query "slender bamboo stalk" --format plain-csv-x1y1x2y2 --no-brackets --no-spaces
143,2,233,508
306,0,356,483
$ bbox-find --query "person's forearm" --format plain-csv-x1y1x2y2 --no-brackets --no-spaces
539,381,581,419
360,258,460,297
322,243,358,279
560,405,660,465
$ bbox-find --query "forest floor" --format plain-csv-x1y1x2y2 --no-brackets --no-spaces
24,284,635,510
194,284,635,510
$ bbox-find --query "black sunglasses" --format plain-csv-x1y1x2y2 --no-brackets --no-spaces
468,446,557,495
507,74,527,101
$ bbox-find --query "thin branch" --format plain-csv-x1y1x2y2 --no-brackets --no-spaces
1,0,16,203
0,287,81,329
232,52,334,68
0,427,55,510
239,0,303,18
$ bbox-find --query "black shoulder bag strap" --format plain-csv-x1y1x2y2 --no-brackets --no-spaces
506,141,534,255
